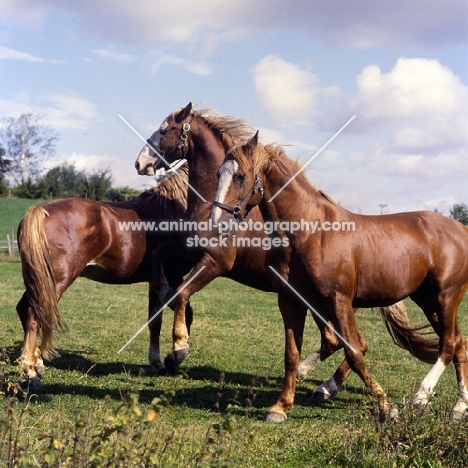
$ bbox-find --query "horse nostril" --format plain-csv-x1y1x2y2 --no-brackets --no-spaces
135,161,140,171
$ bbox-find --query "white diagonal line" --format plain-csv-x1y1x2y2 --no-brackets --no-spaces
268,266,357,353
118,114,207,203
268,115,356,202
117,266,206,354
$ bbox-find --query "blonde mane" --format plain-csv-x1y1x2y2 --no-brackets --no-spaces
236,142,336,205
193,108,257,146
136,163,189,212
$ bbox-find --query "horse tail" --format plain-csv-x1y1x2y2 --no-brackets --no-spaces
18,205,64,360
379,301,439,364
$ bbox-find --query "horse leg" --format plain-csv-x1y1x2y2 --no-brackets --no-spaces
299,307,367,403
264,293,307,423
147,285,166,374
411,291,467,415
452,329,468,419
332,294,393,420
16,293,44,390
150,241,188,306
151,253,225,374
311,327,368,402
147,276,195,376
297,314,342,380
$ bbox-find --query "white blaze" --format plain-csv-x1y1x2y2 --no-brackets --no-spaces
212,160,239,225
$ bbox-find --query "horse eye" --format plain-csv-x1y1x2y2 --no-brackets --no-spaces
234,173,246,184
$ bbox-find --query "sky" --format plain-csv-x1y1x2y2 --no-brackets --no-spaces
0,0,467,215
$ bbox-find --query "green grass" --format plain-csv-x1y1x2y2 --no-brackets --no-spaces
0,197,46,240
1,255,468,467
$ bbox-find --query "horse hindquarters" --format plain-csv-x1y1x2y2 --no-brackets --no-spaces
17,207,63,385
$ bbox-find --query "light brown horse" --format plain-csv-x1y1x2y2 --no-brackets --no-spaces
212,132,468,422
16,168,194,389
135,103,438,407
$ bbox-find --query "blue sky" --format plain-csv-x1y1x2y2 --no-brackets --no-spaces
1,1,467,214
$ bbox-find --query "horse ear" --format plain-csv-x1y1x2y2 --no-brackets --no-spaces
245,131,259,152
175,102,193,122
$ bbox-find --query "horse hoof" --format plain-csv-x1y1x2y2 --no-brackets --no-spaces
377,407,399,423
35,365,45,379
151,362,168,376
164,349,190,375
296,368,308,381
452,410,467,420
311,386,337,402
263,411,287,423
411,398,432,416
164,353,179,375
17,378,43,394
311,390,329,403
387,406,400,421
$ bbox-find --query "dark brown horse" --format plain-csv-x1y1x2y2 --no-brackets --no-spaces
212,132,468,421
134,103,438,407
16,168,194,388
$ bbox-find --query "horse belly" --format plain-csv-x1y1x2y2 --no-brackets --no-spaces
352,267,428,308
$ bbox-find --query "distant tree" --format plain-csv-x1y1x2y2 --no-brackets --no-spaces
108,186,141,201
450,203,468,226
0,144,10,175
0,113,59,184
40,164,88,199
12,163,116,200
86,168,113,201
0,173,9,197
13,177,41,199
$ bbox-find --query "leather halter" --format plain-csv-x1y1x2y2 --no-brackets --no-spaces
212,174,264,222
148,115,192,168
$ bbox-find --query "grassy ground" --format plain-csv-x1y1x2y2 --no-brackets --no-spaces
1,254,468,467
0,198,46,240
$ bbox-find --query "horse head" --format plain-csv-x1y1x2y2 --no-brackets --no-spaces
211,131,264,233
135,102,193,176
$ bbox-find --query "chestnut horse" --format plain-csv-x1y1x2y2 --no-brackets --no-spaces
16,167,194,389
212,132,468,422
134,103,438,407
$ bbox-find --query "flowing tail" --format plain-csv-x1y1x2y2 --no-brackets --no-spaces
379,301,439,364
18,205,65,360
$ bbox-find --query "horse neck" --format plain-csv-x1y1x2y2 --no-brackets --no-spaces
186,120,226,212
259,161,340,222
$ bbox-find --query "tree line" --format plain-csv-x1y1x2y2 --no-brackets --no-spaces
0,113,139,201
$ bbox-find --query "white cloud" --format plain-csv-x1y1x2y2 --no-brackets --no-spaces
340,58,468,159
251,55,338,126
92,49,138,63
0,97,34,118
43,94,97,131
0,94,97,131
151,53,212,76
0,45,43,62
0,45,63,64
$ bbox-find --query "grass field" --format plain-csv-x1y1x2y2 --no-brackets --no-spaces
0,198,46,240
1,248,468,467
